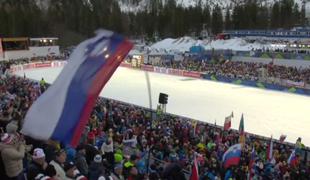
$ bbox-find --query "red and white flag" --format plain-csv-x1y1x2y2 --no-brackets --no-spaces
190,156,199,180
224,112,233,131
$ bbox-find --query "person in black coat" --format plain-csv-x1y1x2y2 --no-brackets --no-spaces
27,148,48,180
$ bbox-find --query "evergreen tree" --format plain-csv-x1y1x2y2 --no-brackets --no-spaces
224,8,232,30
211,5,223,34
271,2,281,28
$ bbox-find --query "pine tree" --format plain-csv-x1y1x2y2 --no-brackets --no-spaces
224,8,232,30
211,5,223,35
271,2,281,28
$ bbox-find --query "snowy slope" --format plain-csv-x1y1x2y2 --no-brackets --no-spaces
16,67,310,146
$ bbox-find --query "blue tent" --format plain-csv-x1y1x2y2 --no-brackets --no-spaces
190,45,205,54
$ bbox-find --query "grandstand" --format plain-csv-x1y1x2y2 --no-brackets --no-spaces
0,37,60,61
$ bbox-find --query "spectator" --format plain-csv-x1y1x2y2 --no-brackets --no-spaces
49,149,67,180
0,133,28,179
75,144,88,176
123,154,140,180
89,154,105,180
110,163,124,180
27,148,48,180
101,138,114,169
64,161,88,180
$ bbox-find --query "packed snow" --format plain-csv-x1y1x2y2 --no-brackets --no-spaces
15,67,310,146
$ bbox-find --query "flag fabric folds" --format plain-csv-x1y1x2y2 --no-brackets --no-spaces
248,146,256,180
190,156,199,180
279,134,287,143
222,144,242,169
224,112,233,131
239,114,245,145
266,137,273,161
287,150,298,167
21,30,133,146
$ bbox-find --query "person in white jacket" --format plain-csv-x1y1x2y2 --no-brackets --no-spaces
49,149,68,180
101,138,114,168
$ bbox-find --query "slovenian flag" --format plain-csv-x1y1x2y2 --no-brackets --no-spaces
222,144,242,168
287,150,298,167
21,30,133,146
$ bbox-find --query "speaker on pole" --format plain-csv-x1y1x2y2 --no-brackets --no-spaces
159,93,168,105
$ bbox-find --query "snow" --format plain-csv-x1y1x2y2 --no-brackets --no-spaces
151,37,205,52
15,67,310,146
150,37,268,52
204,38,266,51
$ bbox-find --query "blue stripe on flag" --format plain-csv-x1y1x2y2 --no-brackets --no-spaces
51,33,124,143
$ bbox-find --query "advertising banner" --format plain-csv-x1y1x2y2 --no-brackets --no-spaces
35,62,52,68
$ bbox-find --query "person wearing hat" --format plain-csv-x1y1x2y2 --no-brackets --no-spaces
75,144,88,176
0,133,26,179
110,163,124,180
49,149,68,180
123,154,139,180
27,148,48,180
64,161,88,180
89,154,105,180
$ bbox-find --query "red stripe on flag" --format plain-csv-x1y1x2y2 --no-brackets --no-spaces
224,157,240,169
70,40,133,147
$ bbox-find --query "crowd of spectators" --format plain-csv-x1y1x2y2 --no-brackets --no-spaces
154,59,310,86
0,60,309,180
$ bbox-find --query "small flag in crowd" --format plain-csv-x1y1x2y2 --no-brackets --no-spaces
21,30,133,147
279,134,287,143
266,136,273,162
222,144,242,169
239,114,245,145
248,146,256,180
224,112,233,131
287,150,298,167
190,156,199,180
239,114,244,135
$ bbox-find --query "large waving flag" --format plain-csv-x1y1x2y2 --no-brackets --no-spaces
222,144,242,169
21,30,133,146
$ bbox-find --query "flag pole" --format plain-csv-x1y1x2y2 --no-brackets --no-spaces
144,71,153,175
